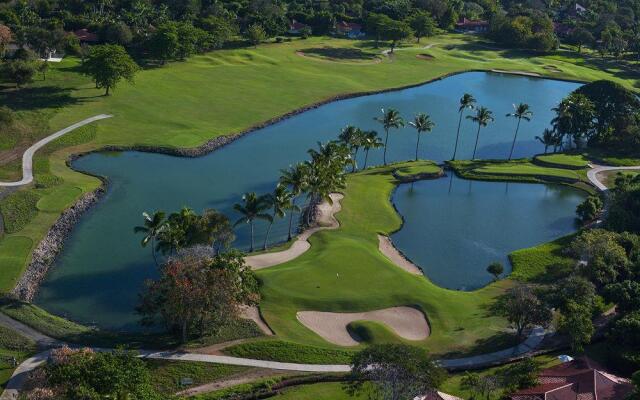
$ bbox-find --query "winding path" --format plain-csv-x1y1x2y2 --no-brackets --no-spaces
0,114,113,188
586,164,640,191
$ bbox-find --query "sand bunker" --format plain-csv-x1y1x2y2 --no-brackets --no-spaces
378,235,423,275
416,53,435,60
245,193,343,269
297,307,430,346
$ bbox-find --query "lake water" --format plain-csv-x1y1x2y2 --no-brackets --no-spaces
35,72,582,330
391,175,585,290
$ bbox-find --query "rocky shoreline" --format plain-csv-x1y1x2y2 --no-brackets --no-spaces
12,185,106,302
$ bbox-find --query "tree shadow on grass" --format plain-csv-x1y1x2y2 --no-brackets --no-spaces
0,86,80,111
300,47,379,61
439,331,520,359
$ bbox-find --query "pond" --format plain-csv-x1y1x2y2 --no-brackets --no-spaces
391,175,585,291
35,72,581,330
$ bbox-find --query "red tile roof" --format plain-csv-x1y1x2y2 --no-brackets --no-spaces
509,358,633,400
336,21,362,31
289,20,308,30
73,28,98,42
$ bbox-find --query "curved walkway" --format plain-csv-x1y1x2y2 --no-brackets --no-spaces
0,114,113,188
586,164,640,191
244,193,343,269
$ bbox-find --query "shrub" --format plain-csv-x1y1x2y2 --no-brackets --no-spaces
0,190,41,233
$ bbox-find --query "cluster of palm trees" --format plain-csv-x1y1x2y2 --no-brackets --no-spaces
233,140,352,252
134,207,235,266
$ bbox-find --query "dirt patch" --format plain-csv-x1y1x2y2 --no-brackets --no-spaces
240,305,274,336
543,65,562,73
245,193,343,269
296,307,430,346
377,235,422,275
416,53,435,60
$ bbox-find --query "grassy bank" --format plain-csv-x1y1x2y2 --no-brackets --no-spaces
0,325,37,388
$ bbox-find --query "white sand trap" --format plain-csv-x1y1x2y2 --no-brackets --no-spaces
245,193,343,270
378,235,423,275
240,305,274,336
297,307,430,346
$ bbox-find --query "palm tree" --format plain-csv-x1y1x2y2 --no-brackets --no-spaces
361,130,384,169
409,113,436,161
535,128,556,154
263,184,296,250
374,108,404,165
339,125,366,172
467,106,495,159
506,103,533,160
452,93,476,161
233,192,272,252
280,163,308,241
134,211,167,266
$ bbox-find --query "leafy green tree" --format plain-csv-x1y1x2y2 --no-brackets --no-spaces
552,93,596,148
604,280,640,313
500,357,541,391
409,113,435,161
45,347,161,400
201,208,235,255
280,163,308,241
83,44,139,95
460,371,499,400
576,195,603,224
409,12,436,43
558,300,594,352
138,249,259,341
569,27,594,53
375,108,405,165
380,19,413,53
263,183,296,250
467,106,494,159
487,261,504,280
246,24,267,47
452,93,476,160
134,211,167,266
233,192,272,252
632,370,640,399
199,15,239,49
3,60,36,88
351,344,446,400
365,13,389,48
362,130,384,169
610,311,640,348
569,229,632,286
492,285,551,338
150,22,179,64
339,125,365,172
506,103,533,160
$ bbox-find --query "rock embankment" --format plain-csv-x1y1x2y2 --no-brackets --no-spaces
13,186,106,302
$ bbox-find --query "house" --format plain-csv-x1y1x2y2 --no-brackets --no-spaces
567,3,588,17
72,28,98,44
335,21,365,38
288,20,310,35
509,357,633,400
455,18,489,33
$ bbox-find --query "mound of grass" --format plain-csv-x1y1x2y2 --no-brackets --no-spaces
0,190,41,233
275,382,367,400
393,160,443,181
299,47,380,63
36,186,82,212
346,321,404,345
146,359,247,395
509,235,576,283
534,153,591,169
224,340,354,364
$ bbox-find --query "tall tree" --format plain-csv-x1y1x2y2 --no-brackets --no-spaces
339,125,365,172
506,103,533,160
280,163,308,241
552,93,596,148
492,285,551,338
362,130,384,169
134,211,167,267
233,192,272,252
467,106,494,159
409,113,435,161
535,128,556,154
374,109,404,165
351,344,446,400
263,183,295,250
452,93,476,160
246,24,267,47
409,12,436,43
83,44,139,95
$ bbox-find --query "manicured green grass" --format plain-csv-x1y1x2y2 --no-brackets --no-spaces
273,382,367,399
0,236,32,292
244,162,511,360
1,33,637,349
346,321,405,345
146,359,247,395
596,170,640,189
534,153,591,169
0,325,37,389
393,160,443,181
225,339,354,364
